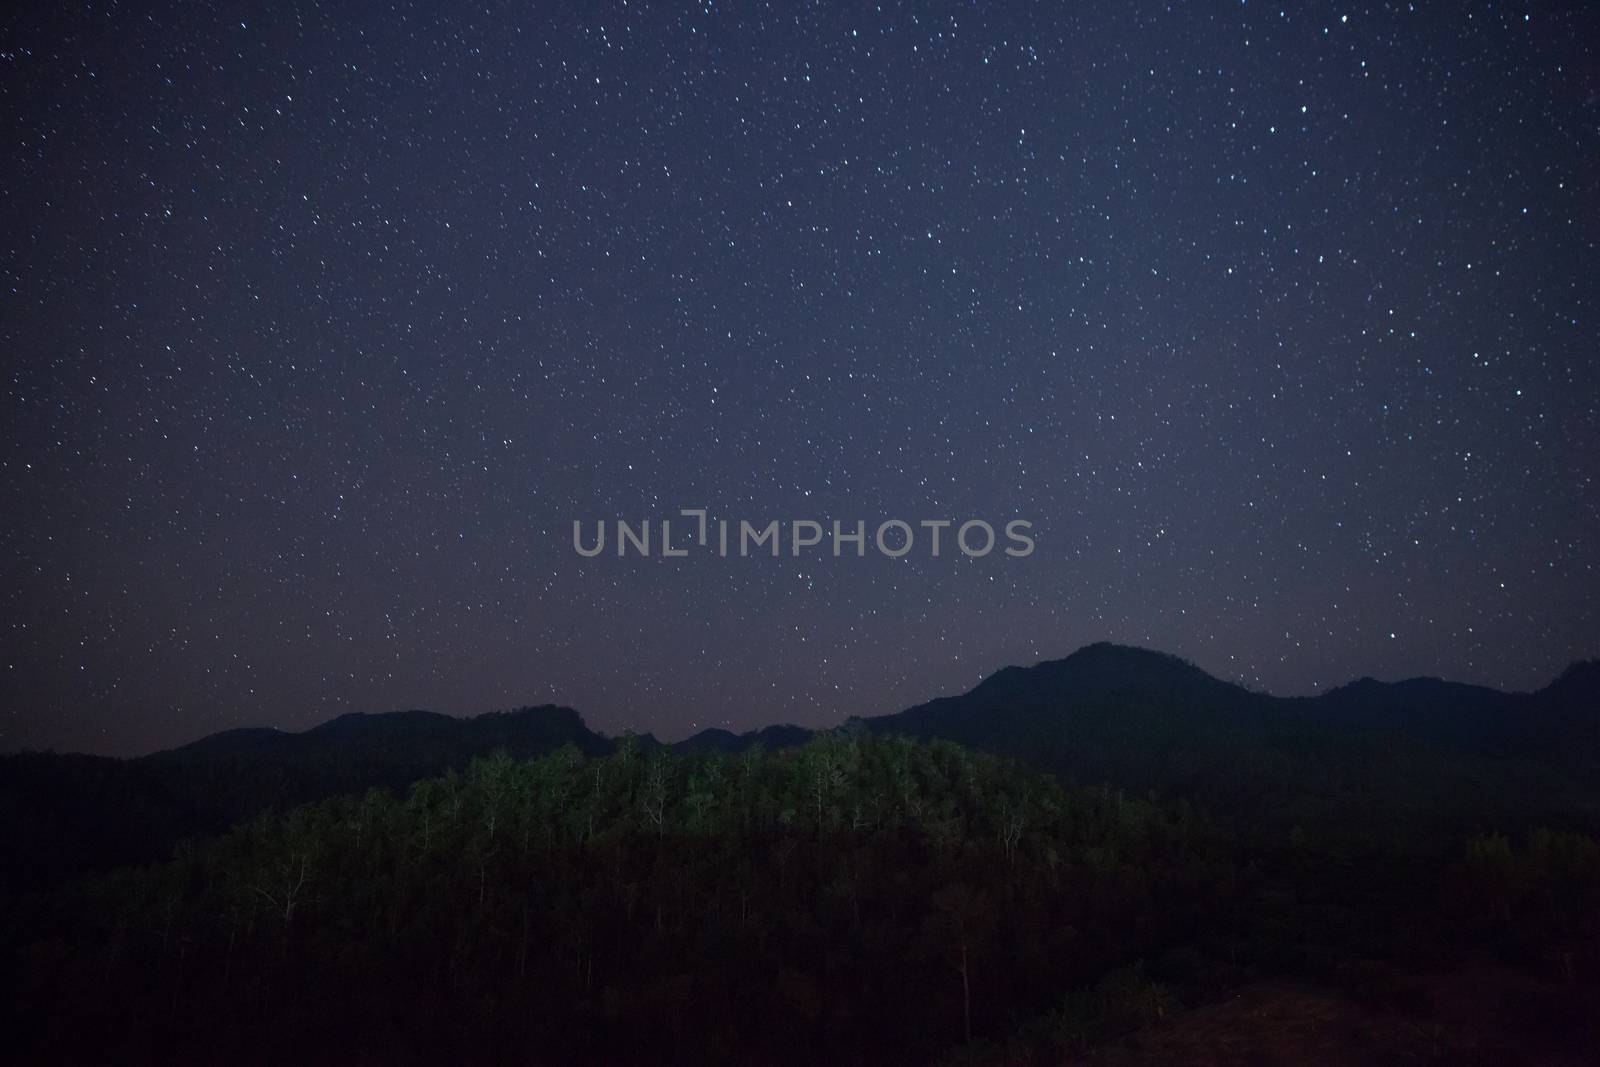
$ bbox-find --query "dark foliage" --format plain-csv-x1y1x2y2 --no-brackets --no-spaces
4,645,1599,1062
5,645,1596,903
0,705,610,897
9,736,1237,1064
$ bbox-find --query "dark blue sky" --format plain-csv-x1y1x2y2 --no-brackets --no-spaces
3,2,1596,755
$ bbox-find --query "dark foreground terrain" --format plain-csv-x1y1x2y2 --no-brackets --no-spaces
4,645,1597,1063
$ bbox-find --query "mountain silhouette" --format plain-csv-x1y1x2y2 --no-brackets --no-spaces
676,723,813,753
864,642,1268,739
0,704,608,895
857,644,1598,825
3,643,1595,897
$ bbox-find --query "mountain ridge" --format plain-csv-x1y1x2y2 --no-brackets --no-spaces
113,642,1591,762
3,643,1596,896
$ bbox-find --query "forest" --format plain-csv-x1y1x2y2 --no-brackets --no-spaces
7,728,1600,1064
4,645,1599,1063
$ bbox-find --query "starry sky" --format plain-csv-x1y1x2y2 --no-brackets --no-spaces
3,2,1596,757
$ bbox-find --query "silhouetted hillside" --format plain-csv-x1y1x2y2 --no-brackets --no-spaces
9,734,1600,1065
3,646,1596,901
1,705,610,896
1524,659,1600,762
677,723,812,753
860,645,1600,830
864,643,1269,750
0,752,205,891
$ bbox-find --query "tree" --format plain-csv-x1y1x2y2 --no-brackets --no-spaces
640,752,669,837
927,882,995,1045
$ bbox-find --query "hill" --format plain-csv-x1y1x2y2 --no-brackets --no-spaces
3,644,1596,899
860,644,1600,830
9,734,1599,1064
0,705,610,896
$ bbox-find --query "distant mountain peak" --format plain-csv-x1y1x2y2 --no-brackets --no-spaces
307,709,454,735
1024,642,1243,696
1548,659,1600,691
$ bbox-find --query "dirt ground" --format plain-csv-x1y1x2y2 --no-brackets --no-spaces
1084,964,1600,1066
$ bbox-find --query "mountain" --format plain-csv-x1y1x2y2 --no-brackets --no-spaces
3,644,1596,898
0,704,611,897
864,642,1269,744
9,656,1597,1065
1523,659,1600,761
677,723,812,753
859,644,1600,829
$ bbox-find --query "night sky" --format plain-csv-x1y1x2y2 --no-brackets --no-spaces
3,3,1596,757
